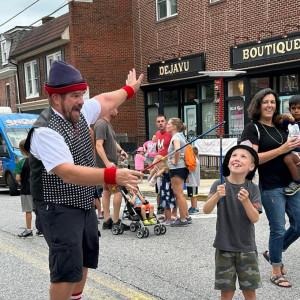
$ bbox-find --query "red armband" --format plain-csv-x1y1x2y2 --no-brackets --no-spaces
122,85,135,100
104,168,117,185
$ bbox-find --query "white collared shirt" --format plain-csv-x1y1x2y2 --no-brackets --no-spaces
30,98,101,173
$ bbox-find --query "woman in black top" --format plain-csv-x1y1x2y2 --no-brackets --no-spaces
241,88,300,288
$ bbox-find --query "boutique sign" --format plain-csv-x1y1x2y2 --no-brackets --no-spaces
147,53,205,83
231,34,300,68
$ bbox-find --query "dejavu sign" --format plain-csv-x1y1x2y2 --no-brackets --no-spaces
147,53,205,83
231,34,300,68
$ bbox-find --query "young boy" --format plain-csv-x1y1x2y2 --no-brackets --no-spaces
15,139,42,237
203,142,262,300
275,94,300,196
187,146,200,214
127,189,157,226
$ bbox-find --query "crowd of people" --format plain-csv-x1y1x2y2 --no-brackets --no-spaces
14,59,300,300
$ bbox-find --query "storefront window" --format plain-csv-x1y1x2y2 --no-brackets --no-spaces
148,107,159,138
202,102,215,135
201,83,214,99
280,74,298,92
250,77,269,95
147,91,159,105
164,106,179,121
228,80,244,97
228,99,244,135
163,90,179,104
185,88,196,103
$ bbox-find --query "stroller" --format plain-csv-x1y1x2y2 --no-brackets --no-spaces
112,186,166,238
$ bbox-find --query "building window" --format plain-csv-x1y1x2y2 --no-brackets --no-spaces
163,90,179,104
228,99,244,135
46,51,62,77
157,0,177,20
279,74,298,93
250,77,269,95
185,88,197,103
228,80,244,97
6,84,10,107
24,60,40,98
1,40,9,65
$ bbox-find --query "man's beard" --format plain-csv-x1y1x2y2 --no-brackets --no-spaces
62,102,81,124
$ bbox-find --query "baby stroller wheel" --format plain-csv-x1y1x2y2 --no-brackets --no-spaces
154,225,161,235
143,227,149,238
119,224,124,234
111,225,119,235
136,228,144,239
130,222,137,232
160,225,167,235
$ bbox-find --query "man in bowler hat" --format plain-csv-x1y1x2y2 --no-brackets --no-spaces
25,60,143,300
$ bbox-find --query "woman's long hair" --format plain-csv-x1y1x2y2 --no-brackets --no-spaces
247,88,280,122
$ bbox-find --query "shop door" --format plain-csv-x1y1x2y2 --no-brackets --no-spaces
184,105,197,142
279,95,292,114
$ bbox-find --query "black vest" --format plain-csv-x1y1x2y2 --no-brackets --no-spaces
25,108,95,210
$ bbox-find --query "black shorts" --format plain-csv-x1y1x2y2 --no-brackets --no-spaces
34,200,99,283
169,167,189,181
187,186,198,197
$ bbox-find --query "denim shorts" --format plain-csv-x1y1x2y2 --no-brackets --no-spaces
169,167,189,181
215,249,261,291
34,200,99,283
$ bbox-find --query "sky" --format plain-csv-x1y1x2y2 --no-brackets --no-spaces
0,0,69,33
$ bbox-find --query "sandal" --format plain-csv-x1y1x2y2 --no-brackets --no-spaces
263,251,287,275
270,274,292,288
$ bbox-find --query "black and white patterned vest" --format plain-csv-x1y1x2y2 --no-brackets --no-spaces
25,108,95,210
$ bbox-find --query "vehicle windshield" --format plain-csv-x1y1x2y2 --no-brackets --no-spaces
5,128,30,150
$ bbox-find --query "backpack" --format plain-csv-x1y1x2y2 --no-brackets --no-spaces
184,144,197,171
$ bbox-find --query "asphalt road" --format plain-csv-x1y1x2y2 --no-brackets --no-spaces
0,189,300,300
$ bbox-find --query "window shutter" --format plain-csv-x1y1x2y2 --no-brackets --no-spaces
36,58,41,95
22,63,27,98
61,49,65,61
43,56,47,83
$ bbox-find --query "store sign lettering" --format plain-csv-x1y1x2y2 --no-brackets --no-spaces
231,34,300,68
159,62,190,76
242,39,300,60
147,53,205,83
4,118,37,127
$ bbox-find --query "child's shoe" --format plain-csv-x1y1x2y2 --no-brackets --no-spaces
143,219,150,226
149,218,157,225
188,207,200,214
18,229,33,238
285,182,300,196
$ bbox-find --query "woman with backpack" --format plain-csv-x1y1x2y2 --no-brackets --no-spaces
166,118,192,227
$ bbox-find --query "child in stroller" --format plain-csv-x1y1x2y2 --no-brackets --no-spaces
126,189,157,226
118,186,167,238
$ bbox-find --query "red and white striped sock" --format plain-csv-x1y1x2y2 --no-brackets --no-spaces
70,291,82,300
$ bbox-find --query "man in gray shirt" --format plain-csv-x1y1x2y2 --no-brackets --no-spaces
94,108,128,230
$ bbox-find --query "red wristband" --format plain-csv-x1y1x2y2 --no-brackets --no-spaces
104,168,117,185
122,85,135,100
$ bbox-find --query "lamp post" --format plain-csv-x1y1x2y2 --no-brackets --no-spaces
198,70,246,195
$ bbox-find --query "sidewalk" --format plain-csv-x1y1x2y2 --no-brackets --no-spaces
138,178,216,201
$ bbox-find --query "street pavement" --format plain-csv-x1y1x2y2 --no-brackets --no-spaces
0,187,300,299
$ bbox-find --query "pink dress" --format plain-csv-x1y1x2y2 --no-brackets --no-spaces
135,154,146,170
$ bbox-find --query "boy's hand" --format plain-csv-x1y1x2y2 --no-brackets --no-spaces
216,183,226,198
238,187,249,203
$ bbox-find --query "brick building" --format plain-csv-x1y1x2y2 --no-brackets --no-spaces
3,0,300,151
0,27,29,112
136,0,300,142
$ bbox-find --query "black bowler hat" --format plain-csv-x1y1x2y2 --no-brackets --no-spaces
44,61,87,96
222,140,259,180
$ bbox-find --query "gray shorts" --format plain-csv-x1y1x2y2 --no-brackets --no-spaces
21,194,34,212
215,249,261,291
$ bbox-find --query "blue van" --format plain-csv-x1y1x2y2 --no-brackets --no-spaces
0,111,38,195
